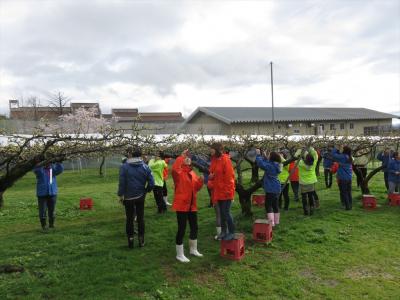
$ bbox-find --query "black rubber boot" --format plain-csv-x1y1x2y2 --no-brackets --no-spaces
40,218,47,231
138,235,145,247
49,217,55,228
302,197,309,216
128,236,134,249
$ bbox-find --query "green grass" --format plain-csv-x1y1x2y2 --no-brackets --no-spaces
0,167,399,299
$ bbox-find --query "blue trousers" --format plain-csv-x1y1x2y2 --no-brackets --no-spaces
218,200,235,235
38,196,57,220
338,180,352,210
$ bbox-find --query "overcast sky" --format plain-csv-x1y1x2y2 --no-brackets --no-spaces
0,0,399,117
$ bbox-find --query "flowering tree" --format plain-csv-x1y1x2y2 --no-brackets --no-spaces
0,107,176,208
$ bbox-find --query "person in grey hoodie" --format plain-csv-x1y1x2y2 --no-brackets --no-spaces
118,147,154,249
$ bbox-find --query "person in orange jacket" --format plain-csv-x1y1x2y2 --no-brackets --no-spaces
288,161,299,202
208,142,236,241
172,150,204,263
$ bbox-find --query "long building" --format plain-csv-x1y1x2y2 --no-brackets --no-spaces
183,107,397,135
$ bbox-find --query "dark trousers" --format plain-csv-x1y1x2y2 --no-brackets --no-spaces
324,168,333,188
384,172,389,191
301,192,314,215
176,211,198,245
265,192,279,213
218,200,235,235
290,181,299,201
162,180,168,197
338,180,352,210
153,186,166,213
279,184,290,210
38,196,56,221
355,166,367,188
124,196,145,237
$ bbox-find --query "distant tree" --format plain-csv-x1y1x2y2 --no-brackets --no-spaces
48,91,70,116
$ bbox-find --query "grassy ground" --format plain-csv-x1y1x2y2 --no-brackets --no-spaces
0,167,399,299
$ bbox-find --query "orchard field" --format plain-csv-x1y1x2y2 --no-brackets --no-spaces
0,167,399,299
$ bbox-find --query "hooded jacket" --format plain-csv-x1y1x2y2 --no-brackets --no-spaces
298,147,318,185
388,159,400,184
118,158,155,199
377,152,391,172
34,163,64,197
171,156,203,212
331,148,353,181
148,158,168,187
256,155,281,194
207,153,235,203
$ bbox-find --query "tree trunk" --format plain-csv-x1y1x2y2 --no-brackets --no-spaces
99,156,106,177
251,164,259,183
361,165,384,195
0,191,4,209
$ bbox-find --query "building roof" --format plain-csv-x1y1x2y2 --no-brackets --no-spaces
185,107,398,124
138,112,184,122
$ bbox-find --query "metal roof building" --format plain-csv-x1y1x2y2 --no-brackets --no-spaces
184,107,397,135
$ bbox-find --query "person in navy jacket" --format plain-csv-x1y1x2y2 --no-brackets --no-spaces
33,162,64,230
118,147,154,248
255,149,282,227
387,152,400,194
331,145,353,210
377,148,392,191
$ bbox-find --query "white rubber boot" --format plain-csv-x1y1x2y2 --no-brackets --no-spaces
267,213,275,227
176,244,190,263
189,239,203,257
164,196,172,206
214,227,222,240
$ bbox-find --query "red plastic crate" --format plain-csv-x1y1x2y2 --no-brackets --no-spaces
388,193,400,206
252,194,265,207
80,198,93,210
220,233,245,261
253,219,273,243
362,195,376,210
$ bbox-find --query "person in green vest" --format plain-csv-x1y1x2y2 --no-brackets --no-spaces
297,147,319,216
148,152,168,214
278,152,290,211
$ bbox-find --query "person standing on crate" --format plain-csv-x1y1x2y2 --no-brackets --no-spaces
330,145,353,210
297,147,318,216
387,152,400,195
118,147,154,248
33,160,64,231
353,149,370,189
172,149,204,263
208,142,236,241
148,152,168,214
255,149,282,226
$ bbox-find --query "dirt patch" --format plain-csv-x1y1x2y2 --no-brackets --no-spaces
323,279,340,287
346,267,395,280
299,267,320,282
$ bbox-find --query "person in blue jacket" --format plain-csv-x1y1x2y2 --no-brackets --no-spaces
255,149,282,227
387,152,400,194
118,147,154,249
377,148,392,191
322,149,333,188
331,145,353,210
33,161,64,230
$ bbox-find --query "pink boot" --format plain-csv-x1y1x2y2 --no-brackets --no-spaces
267,213,275,227
274,213,280,225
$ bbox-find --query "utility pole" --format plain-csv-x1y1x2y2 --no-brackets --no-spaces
270,62,275,139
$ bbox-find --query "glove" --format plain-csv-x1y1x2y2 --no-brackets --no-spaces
294,149,302,158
